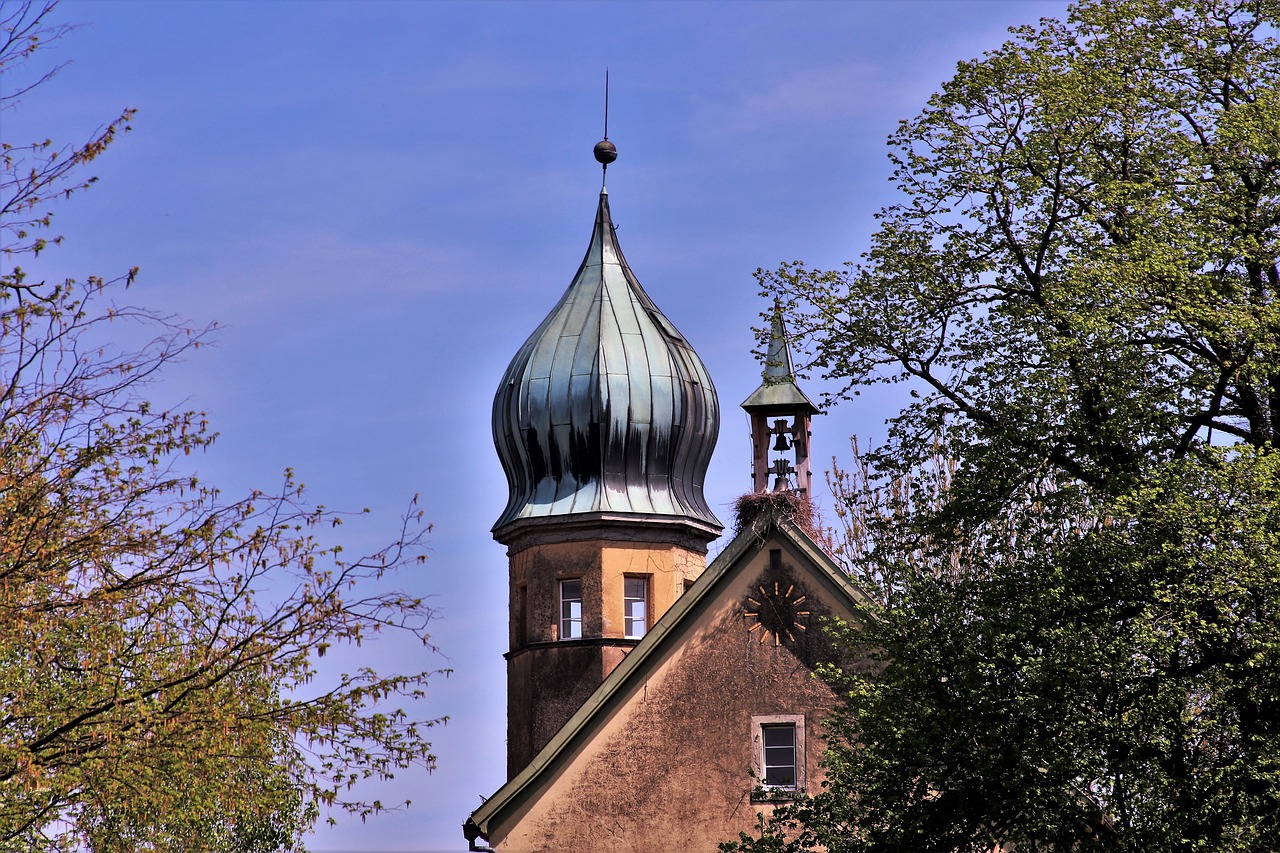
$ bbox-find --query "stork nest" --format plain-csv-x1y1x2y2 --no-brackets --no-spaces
733,490,818,538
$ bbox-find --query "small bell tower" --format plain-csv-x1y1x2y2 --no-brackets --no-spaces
741,303,819,494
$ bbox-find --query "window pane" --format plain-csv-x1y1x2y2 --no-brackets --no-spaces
624,577,647,638
764,746,794,765
560,580,582,640
763,726,794,747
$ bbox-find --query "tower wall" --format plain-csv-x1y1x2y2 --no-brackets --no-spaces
502,527,710,777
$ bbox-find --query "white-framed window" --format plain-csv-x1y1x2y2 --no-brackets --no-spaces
762,724,797,787
624,576,648,639
751,714,805,793
559,579,582,640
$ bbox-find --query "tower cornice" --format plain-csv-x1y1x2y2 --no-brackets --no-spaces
494,512,720,556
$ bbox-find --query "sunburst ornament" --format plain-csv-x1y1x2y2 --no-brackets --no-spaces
744,581,810,646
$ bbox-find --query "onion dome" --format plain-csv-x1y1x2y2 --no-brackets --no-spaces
492,188,722,539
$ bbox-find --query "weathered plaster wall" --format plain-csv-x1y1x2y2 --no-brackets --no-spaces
493,537,852,852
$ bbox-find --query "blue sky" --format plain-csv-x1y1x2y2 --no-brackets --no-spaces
6,1,1070,849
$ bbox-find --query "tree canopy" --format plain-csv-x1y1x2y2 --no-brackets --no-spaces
0,3,442,849
726,1,1280,850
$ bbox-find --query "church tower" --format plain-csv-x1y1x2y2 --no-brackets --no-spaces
491,139,723,777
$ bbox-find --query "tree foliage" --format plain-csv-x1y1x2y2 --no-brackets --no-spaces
0,3,442,849
727,1,1280,850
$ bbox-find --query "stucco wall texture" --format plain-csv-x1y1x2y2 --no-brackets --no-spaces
491,542,848,853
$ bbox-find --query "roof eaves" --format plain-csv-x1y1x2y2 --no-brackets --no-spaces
740,378,820,412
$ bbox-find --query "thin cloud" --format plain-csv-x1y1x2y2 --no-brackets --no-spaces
704,61,898,135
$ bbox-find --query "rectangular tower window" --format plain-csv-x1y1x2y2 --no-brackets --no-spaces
624,576,648,639
559,579,582,640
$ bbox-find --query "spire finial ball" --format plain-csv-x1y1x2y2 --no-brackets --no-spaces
593,139,618,165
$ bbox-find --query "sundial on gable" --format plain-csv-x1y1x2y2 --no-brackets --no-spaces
744,579,811,646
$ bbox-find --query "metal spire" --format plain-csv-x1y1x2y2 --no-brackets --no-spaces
592,69,617,186
763,299,797,381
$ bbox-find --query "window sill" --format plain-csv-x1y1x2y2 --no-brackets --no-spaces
750,787,804,804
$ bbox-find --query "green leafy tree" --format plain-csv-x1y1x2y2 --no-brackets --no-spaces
726,1,1280,850
0,3,442,849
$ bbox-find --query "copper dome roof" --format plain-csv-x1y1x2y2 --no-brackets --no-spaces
492,189,721,538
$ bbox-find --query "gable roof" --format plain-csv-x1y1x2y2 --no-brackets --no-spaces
465,507,874,844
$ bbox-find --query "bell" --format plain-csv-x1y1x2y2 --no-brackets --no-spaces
771,475,791,492
770,418,792,451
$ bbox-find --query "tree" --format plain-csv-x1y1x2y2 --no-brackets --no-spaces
725,1,1280,850
1,3,443,849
